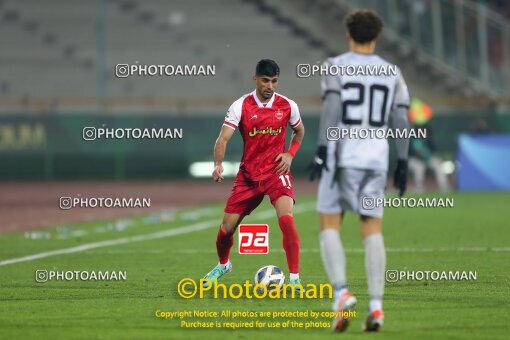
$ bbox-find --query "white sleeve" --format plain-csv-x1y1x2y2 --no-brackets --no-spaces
390,69,411,160
289,100,301,128
392,69,410,109
318,59,342,146
223,98,243,130
320,59,341,98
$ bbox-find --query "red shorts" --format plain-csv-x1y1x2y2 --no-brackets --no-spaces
224,172,295,215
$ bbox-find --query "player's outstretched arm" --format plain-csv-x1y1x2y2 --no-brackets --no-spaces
309,63,341,181
275,122,305,175
391,73,411,197
391,107,410,197
213,126,235,182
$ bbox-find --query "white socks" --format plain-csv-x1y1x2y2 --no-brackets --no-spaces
320,229,385,312
364,233,386,311
219,260,231,269
320,229,347,293
334,287,349,300
289,273,300,281
369,299,382,312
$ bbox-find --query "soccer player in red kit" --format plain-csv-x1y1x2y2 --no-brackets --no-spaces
202,59,305,291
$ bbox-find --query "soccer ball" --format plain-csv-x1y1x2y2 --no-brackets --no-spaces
254,265,285,292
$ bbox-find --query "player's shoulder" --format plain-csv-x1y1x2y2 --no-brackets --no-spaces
231,92,252,106
371,54,393,65
228,92,253,113
326,52,354,65
274,93,298,109
372,54,403,75
328,52,401,70
325,52,367,66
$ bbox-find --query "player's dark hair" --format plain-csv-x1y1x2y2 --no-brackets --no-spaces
345,9,383,44
255,59,280,77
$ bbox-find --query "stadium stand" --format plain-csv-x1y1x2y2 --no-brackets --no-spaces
0,0,507,112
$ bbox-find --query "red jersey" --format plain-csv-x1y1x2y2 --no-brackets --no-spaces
223,90,302,181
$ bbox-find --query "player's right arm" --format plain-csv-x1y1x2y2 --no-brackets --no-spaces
309,59,342,181
212,126,235,182
390,70,411,196
213,98,243,182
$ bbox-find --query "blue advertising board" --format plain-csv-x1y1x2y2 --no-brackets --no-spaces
457,134,510,191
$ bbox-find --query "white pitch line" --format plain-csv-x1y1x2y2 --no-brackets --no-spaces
80,247,510,256
88,247,509,254
0,202,315,267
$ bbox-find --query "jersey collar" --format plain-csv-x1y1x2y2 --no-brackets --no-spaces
252,90,276,108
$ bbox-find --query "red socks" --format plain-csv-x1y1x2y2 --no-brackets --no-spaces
216,226,234,264
278,215,300,274
216,217,300,272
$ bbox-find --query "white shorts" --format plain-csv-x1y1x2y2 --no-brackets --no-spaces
317,166,387,218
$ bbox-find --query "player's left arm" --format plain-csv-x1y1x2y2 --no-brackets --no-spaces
275,101,304,174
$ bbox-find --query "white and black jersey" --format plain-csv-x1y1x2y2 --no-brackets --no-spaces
318,52,410,172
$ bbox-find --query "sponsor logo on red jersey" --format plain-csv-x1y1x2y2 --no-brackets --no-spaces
248,126,283,137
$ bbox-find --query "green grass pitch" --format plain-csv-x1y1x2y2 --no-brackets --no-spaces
0,192,509,339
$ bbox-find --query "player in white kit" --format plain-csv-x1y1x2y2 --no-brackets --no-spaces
309,10,410,332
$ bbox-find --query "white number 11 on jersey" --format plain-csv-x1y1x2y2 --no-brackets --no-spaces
279,175,292,188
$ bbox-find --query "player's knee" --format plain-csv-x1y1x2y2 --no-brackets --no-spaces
319,213,342,231
220,222,236,235
360,215,381,223
277,211,293,218
221,221,231,234
360,215,382,237
319,223,338,232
